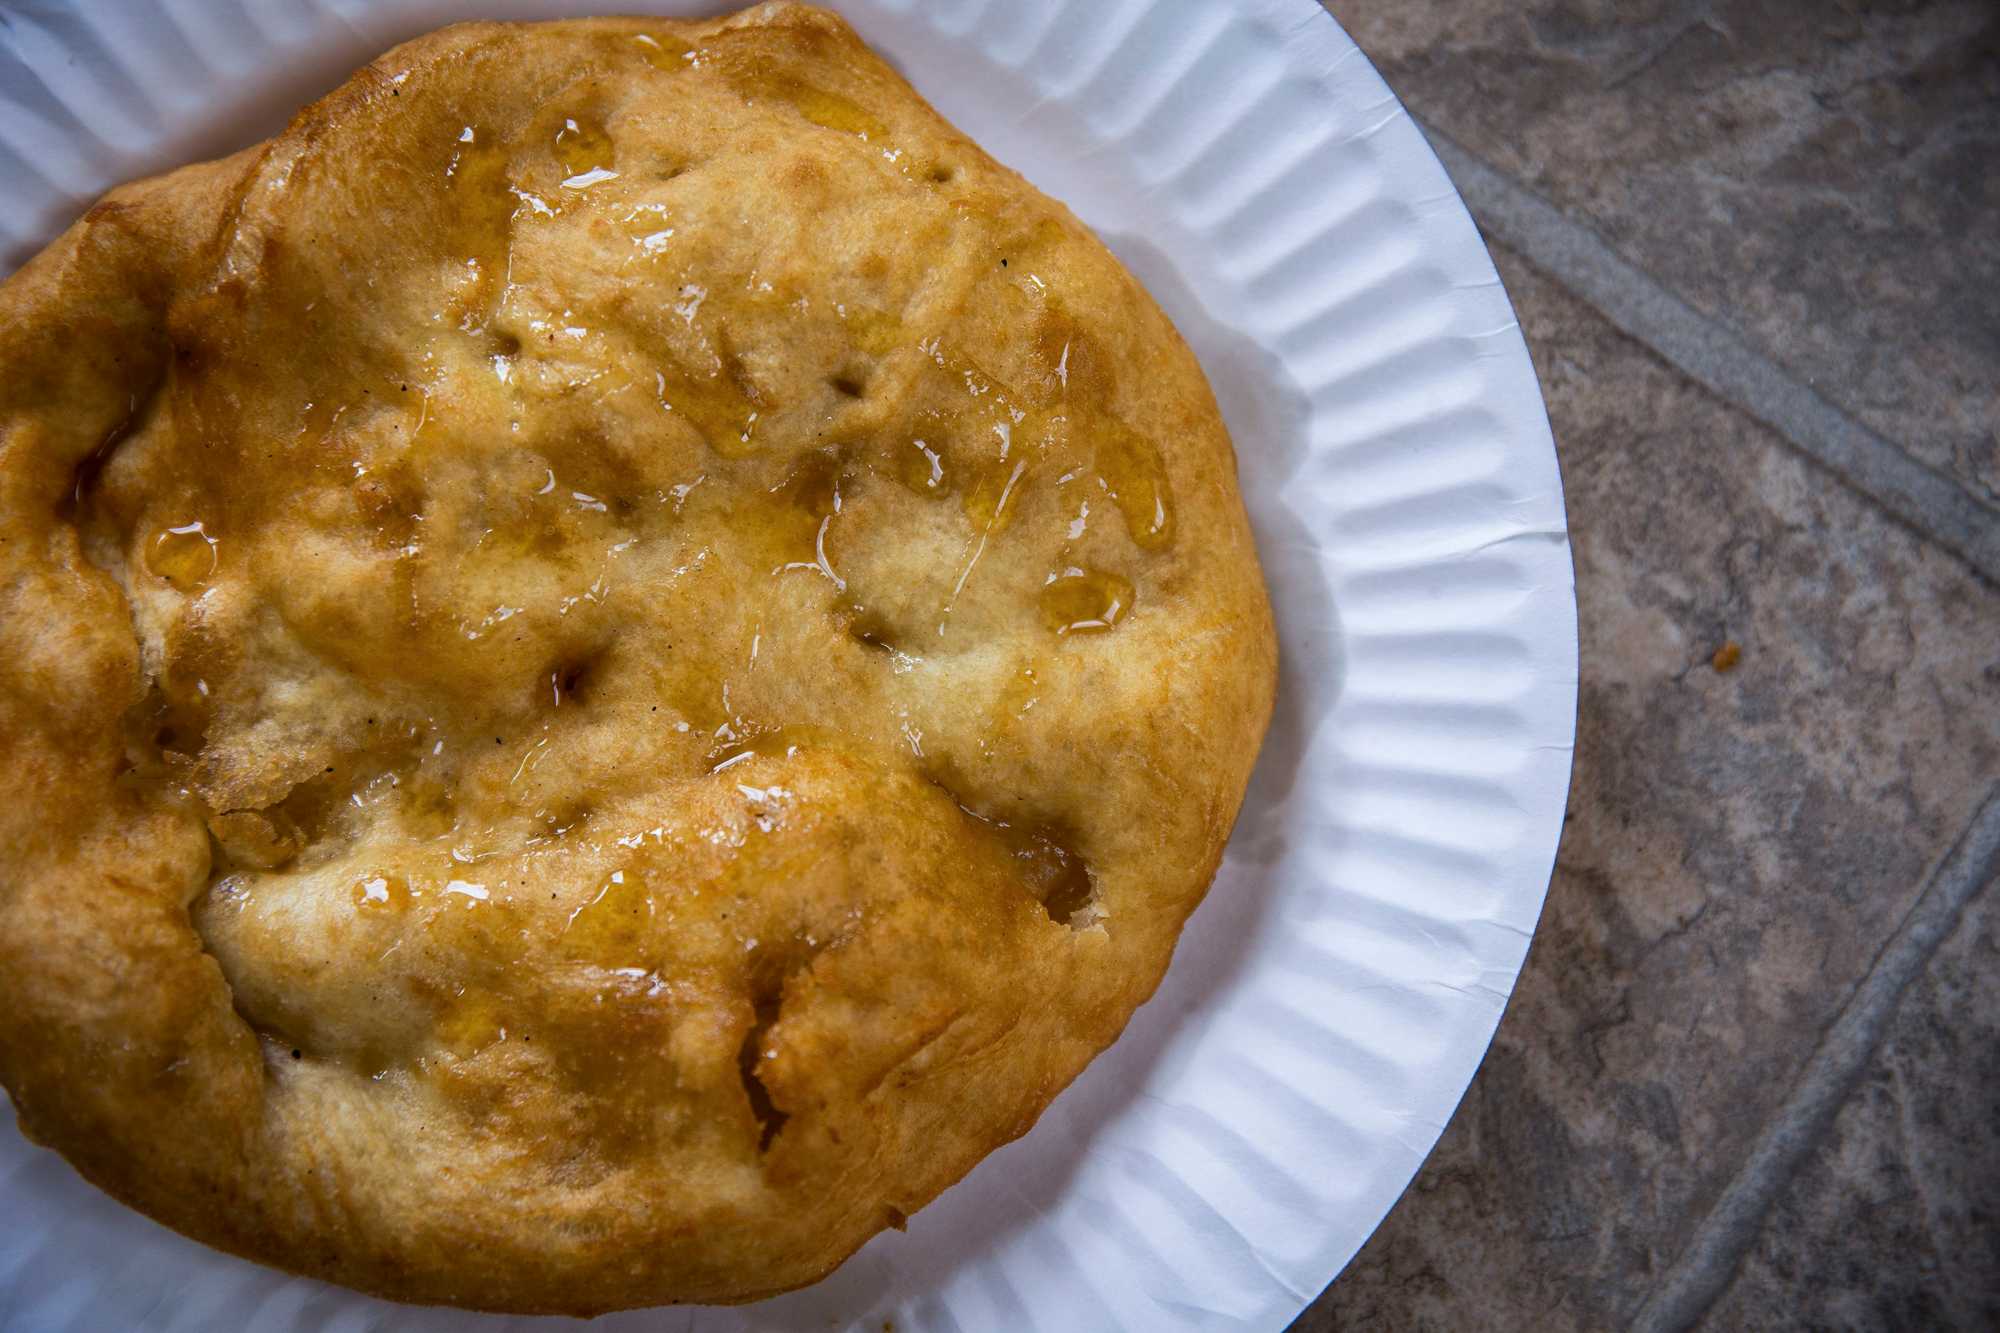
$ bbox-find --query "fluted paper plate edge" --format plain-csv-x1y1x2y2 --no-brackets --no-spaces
0,2,1576,1329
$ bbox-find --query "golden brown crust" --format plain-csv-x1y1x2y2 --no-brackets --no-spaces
0,3,1276,1313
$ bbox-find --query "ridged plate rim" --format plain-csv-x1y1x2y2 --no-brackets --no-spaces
0,1,1577,1329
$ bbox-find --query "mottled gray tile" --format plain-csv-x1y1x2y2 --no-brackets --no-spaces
1700,877,2000,1330
1291,244,2000,1330
1325,0,2000,506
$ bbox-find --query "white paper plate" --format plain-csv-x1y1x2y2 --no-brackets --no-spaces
0,1,1577,1328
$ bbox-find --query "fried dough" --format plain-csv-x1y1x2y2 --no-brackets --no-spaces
0,3,1276,1312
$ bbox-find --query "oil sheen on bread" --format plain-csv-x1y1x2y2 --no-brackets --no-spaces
0,3,1276,1314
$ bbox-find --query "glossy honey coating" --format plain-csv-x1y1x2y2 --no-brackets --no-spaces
0,3,1276,1314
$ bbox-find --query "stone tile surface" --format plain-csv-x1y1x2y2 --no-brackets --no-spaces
1703,877,2000,1330
1290,244,2000,1330
1324,0,2000,505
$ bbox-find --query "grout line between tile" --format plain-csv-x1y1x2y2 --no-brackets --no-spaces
1627,786,2000,1333
1415,122,2000,588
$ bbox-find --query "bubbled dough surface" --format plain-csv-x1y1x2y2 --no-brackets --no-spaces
0,3,1276,1315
